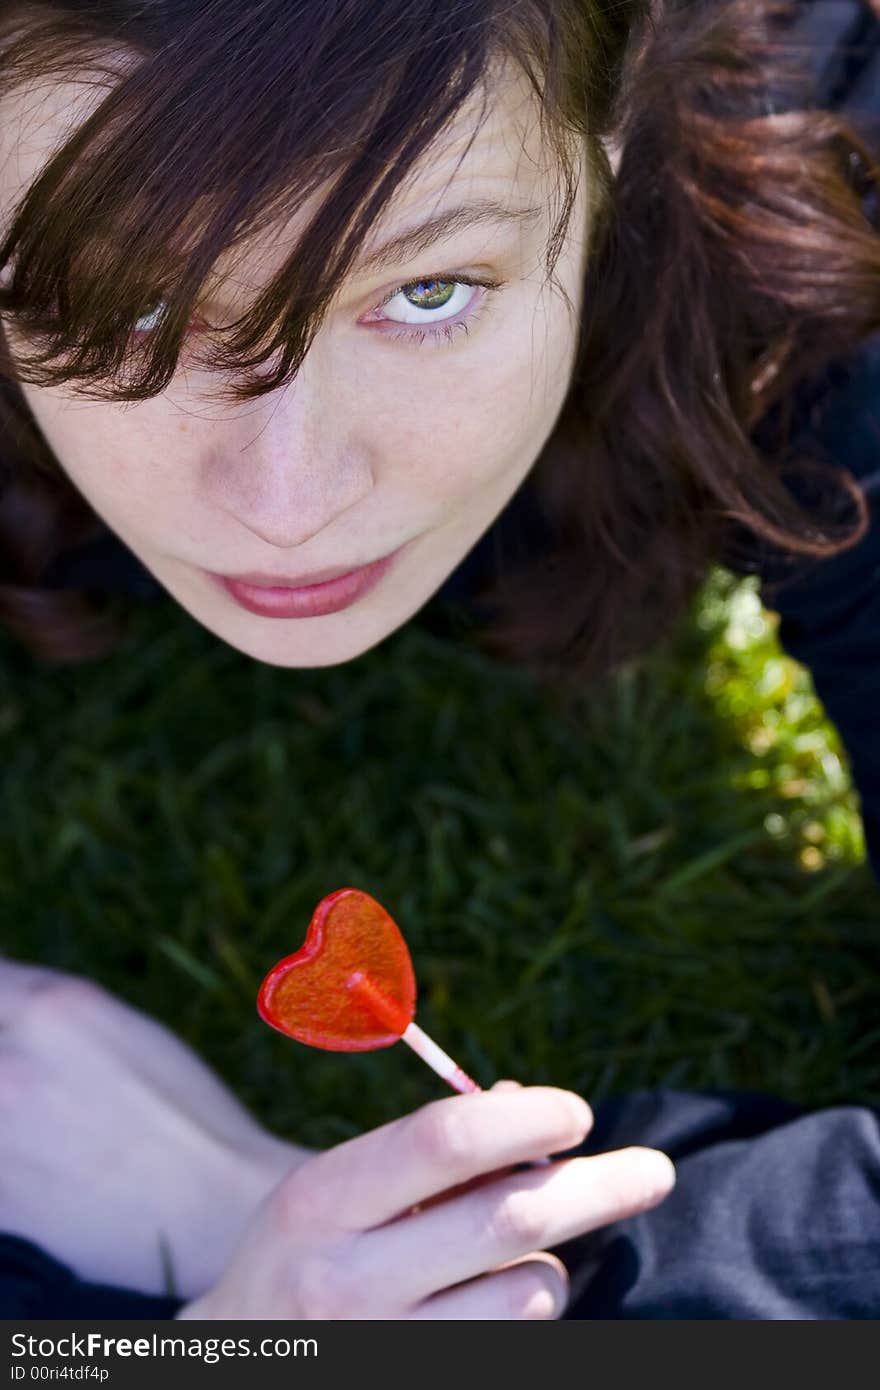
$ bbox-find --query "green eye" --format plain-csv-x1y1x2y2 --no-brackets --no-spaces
402,280,456,310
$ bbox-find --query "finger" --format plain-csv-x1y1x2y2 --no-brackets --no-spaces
407,1163,520,1215
290,1087,594,1232
407,1079,524,1211
351,1146,674,1307
406,1253,569,1321
0,959,59,1019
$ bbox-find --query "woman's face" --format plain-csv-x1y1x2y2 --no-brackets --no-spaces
1,59,593,668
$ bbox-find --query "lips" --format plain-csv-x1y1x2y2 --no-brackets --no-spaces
208,546,403,619
225,563,364,587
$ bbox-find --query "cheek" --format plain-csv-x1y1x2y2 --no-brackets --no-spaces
378,310,577,505
16,387,115,504
17,385,198,545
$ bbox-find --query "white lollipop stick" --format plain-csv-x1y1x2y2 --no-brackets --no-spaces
402,1021,481,1093
346,973,480,1092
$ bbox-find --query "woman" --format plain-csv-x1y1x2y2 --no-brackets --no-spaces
0,0,878,1319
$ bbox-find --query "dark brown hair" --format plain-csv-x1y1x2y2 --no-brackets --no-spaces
0,0,878,675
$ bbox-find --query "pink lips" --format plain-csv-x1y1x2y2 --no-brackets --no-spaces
209,548,401,619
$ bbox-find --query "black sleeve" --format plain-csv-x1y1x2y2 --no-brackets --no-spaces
0,1234,184,1319
727,336,880,885
557,1088,880,1319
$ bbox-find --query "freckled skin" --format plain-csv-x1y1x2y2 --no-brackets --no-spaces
0,57,593,670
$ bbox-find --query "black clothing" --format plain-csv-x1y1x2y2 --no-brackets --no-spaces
0,1236,181,1320
563,1089,880,1319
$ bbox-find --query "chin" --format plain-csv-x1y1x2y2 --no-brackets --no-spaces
229,629,392,670
183,599,413,669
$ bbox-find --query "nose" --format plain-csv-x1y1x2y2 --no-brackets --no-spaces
206,371,374,549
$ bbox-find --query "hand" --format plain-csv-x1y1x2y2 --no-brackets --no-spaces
178,1084,676,1320
0,957,309,1299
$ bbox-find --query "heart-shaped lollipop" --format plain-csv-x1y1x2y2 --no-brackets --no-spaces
257,887,479,1093
258,888,415,1049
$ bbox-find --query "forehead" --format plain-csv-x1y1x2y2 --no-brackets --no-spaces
0,49,565,300
214,56,563,300
377,56,559,226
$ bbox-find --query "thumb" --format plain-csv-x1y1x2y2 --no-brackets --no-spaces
490,1079,523,1093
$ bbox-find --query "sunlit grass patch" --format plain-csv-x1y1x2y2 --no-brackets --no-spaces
699,570,865,871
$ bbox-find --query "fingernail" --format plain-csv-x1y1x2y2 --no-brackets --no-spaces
642,1149,676,1200
566,1095,593,1134
490,1079,523,1092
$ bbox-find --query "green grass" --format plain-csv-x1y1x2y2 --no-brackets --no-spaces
1,567,877,1148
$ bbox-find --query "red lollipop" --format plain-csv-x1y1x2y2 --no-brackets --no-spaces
257,887,480,1093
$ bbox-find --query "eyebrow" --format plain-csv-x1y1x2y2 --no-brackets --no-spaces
354,198,544,275
202,199,545,311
